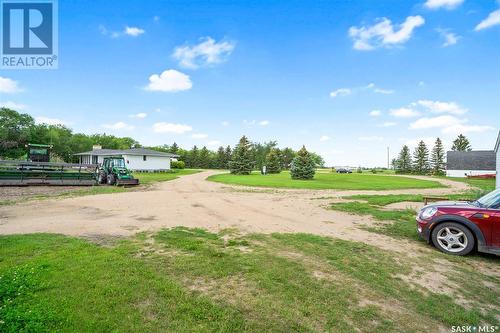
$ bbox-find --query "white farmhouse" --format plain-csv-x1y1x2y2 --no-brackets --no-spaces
75,146,178,171
495,131,500,189
445,150,496,178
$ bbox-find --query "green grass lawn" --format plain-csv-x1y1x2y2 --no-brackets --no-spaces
132,169,200,185
207,171,444,190
1,229,497,332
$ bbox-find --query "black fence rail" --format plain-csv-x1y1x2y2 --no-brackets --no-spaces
0,160,98,186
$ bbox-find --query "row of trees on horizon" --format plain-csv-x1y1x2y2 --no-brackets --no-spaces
0,108,325,170
393,134,472,175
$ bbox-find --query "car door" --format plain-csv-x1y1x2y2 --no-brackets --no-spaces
490,203,500,248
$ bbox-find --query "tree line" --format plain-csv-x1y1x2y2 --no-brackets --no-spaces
1,108,325,171
392,134,472,175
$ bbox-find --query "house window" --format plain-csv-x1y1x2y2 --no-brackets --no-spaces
143,155,147,161
92,155,98,164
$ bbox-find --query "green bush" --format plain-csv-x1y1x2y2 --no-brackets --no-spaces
171,160,185,169
290,146,315,180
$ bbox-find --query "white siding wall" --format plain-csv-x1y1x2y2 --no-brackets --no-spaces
123,154,171,171
446,170,496,178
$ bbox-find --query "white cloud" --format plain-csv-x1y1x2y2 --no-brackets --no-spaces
417,99,467,115
418,81,425,87
192,133,208,139
405,137,436,148
0,77,22,93
173,37,235,69
319,135,331,142
129,112,147,119
0,101,27,110
442,124,495,134
390,107,420,118
259,120,270,126
207,140,221,146
380,121,397,127
329,88,351,98
437,29,460,47
409,115,464,130
244,120,256,126
153,122,192,134
424,0,464,10
221,121,230,126
36,116,67,125
102,121,134,130
358,136,384,141
124,26,145,37
144,69,192,92
373,88,394,94
369,110,382,116
100,25,145,38
475,10,500,31
349,15,425,50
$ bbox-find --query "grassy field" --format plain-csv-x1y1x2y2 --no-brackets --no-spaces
132,169,200,185
330,177,495,241
1,229,497,332
207,171,444,190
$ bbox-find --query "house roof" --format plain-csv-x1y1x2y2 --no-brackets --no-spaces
74,148,179,158
495,131,500,153
446,150,496,171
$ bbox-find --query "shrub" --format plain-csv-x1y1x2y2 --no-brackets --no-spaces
290,146,315,180
171,160,185,169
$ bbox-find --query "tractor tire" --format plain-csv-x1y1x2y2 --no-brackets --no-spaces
107,174,116,185
98,172,106,184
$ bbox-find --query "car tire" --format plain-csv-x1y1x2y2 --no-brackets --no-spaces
106,174,115,185
431,222,475,256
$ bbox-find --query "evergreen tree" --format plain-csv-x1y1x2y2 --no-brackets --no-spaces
170,142,179,154
198,146,211,169
224,145,232,169
187,145,199,168
395,145,412,174
229,136,254,174
451,134,472,151
412,141,430,175
215,146,226,169
290,146,315,180
265,148,282,173
430,137,446,175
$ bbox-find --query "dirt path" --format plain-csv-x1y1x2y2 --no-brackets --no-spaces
0,171,468,246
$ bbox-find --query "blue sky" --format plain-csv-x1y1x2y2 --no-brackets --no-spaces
1,0,499,166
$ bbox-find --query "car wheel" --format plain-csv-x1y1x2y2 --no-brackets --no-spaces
107,174,115,185
431,222,474,256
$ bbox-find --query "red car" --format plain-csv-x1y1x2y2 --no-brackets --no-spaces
416,189,500,256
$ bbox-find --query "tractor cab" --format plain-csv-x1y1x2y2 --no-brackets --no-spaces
98,157,139,186
26,144,53,162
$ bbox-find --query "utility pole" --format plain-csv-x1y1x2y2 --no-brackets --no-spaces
387,146,390,169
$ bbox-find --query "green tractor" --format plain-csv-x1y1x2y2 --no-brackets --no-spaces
97,157,139,186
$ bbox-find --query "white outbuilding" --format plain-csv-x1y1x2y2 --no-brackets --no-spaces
445,150,496,178
495,131,500,189
75,146,178,171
